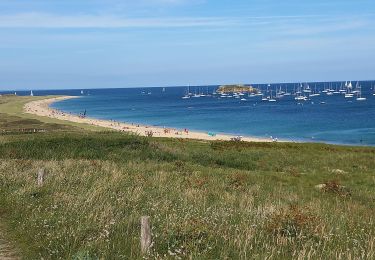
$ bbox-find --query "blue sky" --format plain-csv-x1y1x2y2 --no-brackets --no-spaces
0,0,374,90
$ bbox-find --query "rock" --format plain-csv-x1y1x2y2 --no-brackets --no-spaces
315,184,327,190
331,169,347,175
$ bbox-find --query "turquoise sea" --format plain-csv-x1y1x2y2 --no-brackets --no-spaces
3,81,375,146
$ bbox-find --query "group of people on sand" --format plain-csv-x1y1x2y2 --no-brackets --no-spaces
145,130,154,137
78,109,87,119
163,127,190,136
270,136,278,142
26,104,67,118
109,119,121,127
51,110,66,117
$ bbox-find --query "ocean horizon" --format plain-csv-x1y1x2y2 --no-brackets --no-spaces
3,80,375,146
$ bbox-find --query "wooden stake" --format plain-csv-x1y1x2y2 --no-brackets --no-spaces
140,216,151,255
37,168,45,187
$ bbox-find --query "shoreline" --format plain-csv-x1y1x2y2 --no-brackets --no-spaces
24,96,276,143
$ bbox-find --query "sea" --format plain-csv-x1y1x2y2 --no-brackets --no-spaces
2,81,375,146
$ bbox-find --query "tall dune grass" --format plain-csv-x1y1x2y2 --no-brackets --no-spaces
0,132,374,259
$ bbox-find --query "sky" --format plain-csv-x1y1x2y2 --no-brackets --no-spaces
0,0,374,90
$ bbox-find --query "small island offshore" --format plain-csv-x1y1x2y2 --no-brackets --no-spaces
217,84,260,94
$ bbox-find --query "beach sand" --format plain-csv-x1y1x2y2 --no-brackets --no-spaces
24,96,273,143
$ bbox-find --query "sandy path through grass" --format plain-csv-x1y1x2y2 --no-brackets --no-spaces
0,227,18,260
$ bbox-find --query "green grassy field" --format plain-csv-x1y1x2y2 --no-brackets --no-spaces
0,96,374,259
0,95,104,133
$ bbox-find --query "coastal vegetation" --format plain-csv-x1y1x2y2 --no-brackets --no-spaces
217,84,259,93
0,96,375,259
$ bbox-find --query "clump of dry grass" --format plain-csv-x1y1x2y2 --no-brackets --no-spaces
319,180,352,197
266,205,320,238
227,172,249,189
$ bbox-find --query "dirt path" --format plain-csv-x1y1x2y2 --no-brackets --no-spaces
0,227,19,260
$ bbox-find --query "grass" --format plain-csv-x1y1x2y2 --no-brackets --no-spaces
0,95,104,133
0,96,374,259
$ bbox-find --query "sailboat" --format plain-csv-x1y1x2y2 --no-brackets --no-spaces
345,81,354,98
182,86,190,99
356,84,366,101
333,83,340,94
303,83,311,93
339,82,346,93
348,81,353,90
283,85,291,96
276,86,284,98
248,91,256,98
30,90,34,96
205,87,212,97
322,83,328,93
295,95,307,101
268,90,277,102
81,90,84,95
295,87,307,100
309,84,320,97
193,87,201,98
352,82,360,94
295,83,303,94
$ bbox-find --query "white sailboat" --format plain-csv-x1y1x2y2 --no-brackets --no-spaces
348,81,353,90
30,90,34,96
357,96,366,101
352,82,360,94
309,85,320,97
322,83,328,93
303,83,312,93
248,92,256,98
295,84,307,100
339,82,346,93
276,86,284,98
345,81,354,98
295,95,307,101
333,83,340,94
182,85,190,99
356,84,366,101
268,90,276,102
193,88,200,98
296,83,303,94
283,85,291,96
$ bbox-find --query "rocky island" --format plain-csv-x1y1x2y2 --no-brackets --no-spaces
217,84,259,94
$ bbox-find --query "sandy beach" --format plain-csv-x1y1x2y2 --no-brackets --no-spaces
24,96,273,143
